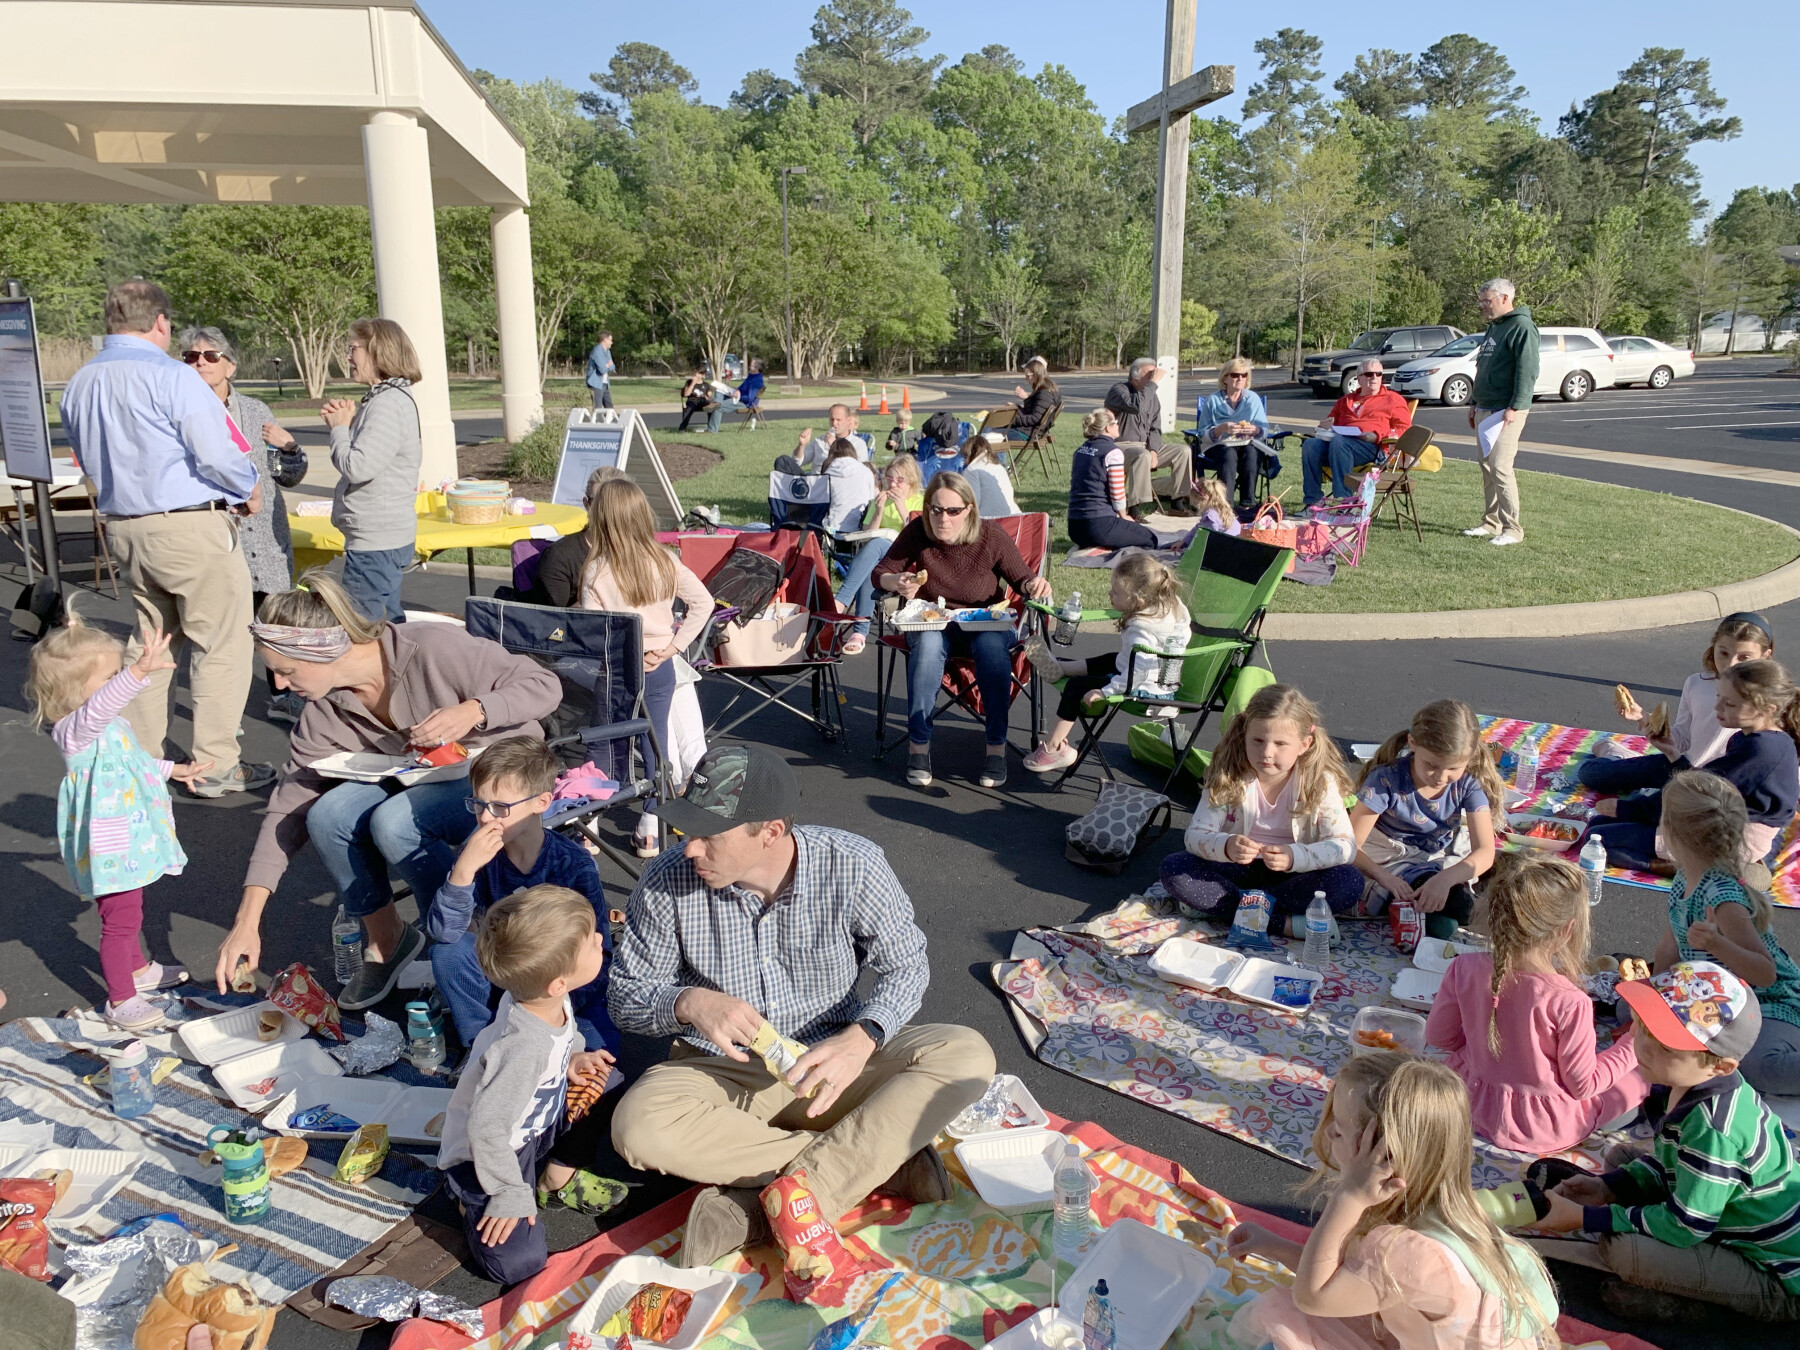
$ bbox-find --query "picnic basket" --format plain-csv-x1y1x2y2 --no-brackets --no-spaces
445,479,509,525
1243,501,1327,567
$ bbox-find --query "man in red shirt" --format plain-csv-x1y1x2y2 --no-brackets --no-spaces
1300,360,1413,506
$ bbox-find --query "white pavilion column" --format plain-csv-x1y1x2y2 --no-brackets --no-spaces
490,204,542,443
361,111,456,487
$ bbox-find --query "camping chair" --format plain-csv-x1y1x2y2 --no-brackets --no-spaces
735,384,764,431
1046,530,1292,795
662,528,854,744
1310,469,1381,567
1008,404,1062,482
463,597,671,878
872,512,1051,762
1183,427,1295,509
1363,423,1437,541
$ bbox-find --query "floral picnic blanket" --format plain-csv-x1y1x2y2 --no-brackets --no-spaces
1478,715,1800,907
995,897,1641,1191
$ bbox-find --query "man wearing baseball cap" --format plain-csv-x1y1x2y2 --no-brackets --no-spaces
607,744,995,1268
1536,963,1800,1321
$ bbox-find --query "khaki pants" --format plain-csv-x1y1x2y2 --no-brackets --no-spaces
1599,1233,1800,1322
105,510,254,775
1475,407,1529,538
1118,441,1195,509
611,1023,994,1220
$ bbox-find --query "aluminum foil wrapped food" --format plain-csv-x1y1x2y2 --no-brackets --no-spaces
62,1218,208,1350
947,1075,1013,1136
325,1275,484,1335
329,1011,403,1075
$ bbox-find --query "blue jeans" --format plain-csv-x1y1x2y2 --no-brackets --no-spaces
341,543,413,623
306,778,473,920
835,537,890,637
1301,435,1380,504
1577,753,1675,797
906,625,1014,746
706,393,740,432
640,658,676,816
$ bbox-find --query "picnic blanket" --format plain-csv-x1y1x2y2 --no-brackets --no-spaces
0,1016,431,1307
390,1116,1649,1350
995,896,1641,1191
1478,715,1800,907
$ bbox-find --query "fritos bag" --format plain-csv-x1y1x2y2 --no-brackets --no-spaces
0,1178,55,1280
266,963,343,1041
760,1169,883,1306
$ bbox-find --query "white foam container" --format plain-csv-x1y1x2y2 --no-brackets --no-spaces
0,1146,149,1226
982,1309,1080,1350
1390,966,1443,1011
563,1253,738,1349
309,749,478,785
178,1003,306,1066
953,1128,1066,1213
947,1073,1050,1141
1147,938,1244,992
1229,959,1324,1013
1057,1218,1214,1350
1413,937,1485,975
271,1077,455,1146
212,1039,342,1111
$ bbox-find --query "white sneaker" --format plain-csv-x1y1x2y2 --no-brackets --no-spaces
1462,525,1496,538
1490,532,1524,547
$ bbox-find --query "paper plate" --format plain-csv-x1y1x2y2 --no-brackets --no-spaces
946,1073,1050,1140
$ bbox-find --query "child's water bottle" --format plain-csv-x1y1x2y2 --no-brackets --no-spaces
1052,1140,1093,1268
207,1126,272,1224
331,905,363,986
106,1040,156,1120
1302,890,1333,968
1053,591,1082,646
1512,742,1538,796
1580,834,1607,907
405,1000,446,1073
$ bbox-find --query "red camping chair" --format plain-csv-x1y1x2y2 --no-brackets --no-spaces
659,528,856,744
872,512,1050,761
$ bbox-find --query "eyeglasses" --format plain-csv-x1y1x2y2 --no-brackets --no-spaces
181,350,226,365
928,504,969,517
1361,372,1384,381
464,794,538,819
1223,373,1249,381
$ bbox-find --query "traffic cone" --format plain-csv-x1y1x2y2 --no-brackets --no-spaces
878,384,889,414
901,386,911,412
859,381,869,412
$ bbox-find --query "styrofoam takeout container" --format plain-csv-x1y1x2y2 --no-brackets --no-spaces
309,748,480,786
1057,1218,1214,1350
269,1076,455,1146
946,1073,1050,1140
953,1128,1068,1214
1389,966,1443,1011
563,1253,739,1350
981,1309,1081,1350
178,1003,306,1066
0,1146,149,1227
1413,936,1485,975
211,1038,342,1111
1151,938,1323,1012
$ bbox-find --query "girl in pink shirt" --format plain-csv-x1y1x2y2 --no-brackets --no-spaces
1426,853,1646,1153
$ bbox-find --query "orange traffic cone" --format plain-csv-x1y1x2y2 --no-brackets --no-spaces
859,381,869,412
901,386,911,412
878,384,889,414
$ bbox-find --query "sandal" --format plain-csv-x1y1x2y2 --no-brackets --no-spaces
842,632,867,656
538,1170,632,1215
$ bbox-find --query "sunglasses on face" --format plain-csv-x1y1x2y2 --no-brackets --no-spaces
464,794,538,819
1224,373,1249,381
181,350,226,365
928,503,968,517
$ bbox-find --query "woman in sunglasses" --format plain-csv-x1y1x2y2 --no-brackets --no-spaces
178,327,310,722
872,473,1052,789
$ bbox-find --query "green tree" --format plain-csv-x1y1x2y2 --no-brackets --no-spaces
865,236,954,374
1714,189,1794,353
1561,49,1740,198
164,205,373,397
974,252,1044,371
1334,49,1419,120
1083,226,1150,368
1241,27,1328,192
0,203,104,336
796,0,941,146
525,169,638,387
1180,298,1220,366
1415,34,1526,118
1570,203,1638,328
1449,199,1572,327
588,42,696,121
1378,262,1443,326
642,177,777,379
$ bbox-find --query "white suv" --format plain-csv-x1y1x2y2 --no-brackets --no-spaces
1389,327,1617,405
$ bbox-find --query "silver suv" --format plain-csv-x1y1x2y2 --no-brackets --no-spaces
1302,326,1465,397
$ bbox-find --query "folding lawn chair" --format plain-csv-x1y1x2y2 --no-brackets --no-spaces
463,597,671,877
1046,530,1292,796
662,528,855,744
871,512,1051,761
1308,469,1381,567
1008,404,1062,482
1364,423,1438,541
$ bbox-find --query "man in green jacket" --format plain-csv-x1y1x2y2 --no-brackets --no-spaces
1463,279,1539,546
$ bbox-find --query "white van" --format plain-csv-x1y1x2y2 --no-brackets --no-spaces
1389,326,1618,405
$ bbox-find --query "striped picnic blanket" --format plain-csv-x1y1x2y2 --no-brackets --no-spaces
0,1017,421,1306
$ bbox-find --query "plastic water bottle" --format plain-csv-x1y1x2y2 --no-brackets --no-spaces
1052,1140,1093,1267
331,905,364,986
1512,742,1539,796
106,1040,156,1119
1082,1278,1116,1350
405,1001,446,1073
1053,591,1082,646
1580,834,1607,907
1302,890,1333,968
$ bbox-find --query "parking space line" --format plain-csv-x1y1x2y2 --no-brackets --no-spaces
1666,420,1800,431
1556,406,1800,424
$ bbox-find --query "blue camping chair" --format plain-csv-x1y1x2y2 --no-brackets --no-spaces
1183,427,1295,508
915,418,973,484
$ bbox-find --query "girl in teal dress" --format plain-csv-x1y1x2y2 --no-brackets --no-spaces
26,617,210,1030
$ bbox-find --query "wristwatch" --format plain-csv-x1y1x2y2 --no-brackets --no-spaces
855,1017,885,1048
469,698,487,731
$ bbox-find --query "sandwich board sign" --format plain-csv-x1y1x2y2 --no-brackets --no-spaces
549,408,684,529
0,296,54,484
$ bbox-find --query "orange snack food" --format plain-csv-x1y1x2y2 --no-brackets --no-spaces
760,1169,884,1305
1354,1028,1401,1050
415,741,468,768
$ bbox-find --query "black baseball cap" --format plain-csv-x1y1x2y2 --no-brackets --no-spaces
657,744,800,838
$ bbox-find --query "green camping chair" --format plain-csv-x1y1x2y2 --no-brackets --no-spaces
1043,531,1292,796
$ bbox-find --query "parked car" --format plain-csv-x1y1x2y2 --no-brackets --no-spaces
1606,336,1696,388
1301,325,1464,397
1388,326,1618,405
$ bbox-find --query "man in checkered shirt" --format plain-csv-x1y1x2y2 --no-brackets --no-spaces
609,744,994,1268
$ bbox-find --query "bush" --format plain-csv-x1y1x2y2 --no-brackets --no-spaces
505,403,578,481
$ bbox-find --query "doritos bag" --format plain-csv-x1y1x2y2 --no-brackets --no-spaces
0,1179,56,1280
760,1169,883,1306
266,963,343,1042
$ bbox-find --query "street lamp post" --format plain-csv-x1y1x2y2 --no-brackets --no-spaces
780,165,806,388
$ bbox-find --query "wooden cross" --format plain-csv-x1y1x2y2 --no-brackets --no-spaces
1125,1,1233,434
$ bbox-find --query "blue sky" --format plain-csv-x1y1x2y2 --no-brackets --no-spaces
427,0,1797,215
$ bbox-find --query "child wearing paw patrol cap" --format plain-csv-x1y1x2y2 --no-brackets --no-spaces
1532,962,1800,1322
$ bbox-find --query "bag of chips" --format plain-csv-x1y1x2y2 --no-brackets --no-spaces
599,1284,694,1342
334,1124,388,1186
0,1179,56,1280
749,1022,813,1095
266,963,343,1042
760,1169,883,1306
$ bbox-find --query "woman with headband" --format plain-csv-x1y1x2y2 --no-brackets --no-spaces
212,572,560,1010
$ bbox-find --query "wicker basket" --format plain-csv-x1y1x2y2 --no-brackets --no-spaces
446,479,509,525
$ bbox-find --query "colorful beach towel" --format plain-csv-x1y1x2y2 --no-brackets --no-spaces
1478,714,1800,907
391,1117,1648,1350
995,897,1641,1191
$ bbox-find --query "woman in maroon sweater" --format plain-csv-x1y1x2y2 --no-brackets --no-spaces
872,472,1051,788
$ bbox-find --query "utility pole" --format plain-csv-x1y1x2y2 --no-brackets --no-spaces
780,166,807,388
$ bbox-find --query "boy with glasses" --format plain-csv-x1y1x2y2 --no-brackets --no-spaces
428,736,618,1060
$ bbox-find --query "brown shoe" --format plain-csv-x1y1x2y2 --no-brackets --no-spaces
675,1185,770,1268
878,1145,953,1205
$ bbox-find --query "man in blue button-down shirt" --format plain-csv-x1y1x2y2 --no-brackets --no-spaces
60,280,272,797
608,744,994,1269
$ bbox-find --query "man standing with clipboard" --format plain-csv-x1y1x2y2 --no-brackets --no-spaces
1463,279,1539,549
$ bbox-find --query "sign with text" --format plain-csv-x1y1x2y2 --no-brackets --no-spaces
550,407,684,528
0,298,54,483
